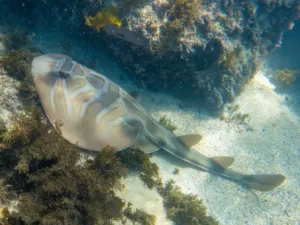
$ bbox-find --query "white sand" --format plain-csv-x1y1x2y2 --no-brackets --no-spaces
0,31,299,224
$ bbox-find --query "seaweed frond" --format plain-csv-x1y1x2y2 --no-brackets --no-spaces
159,115,177,132
92,145,128,189
274,69,298,85
158,180,219,225
1,108,127,224
0,48,37,80
85,6,122,31
118,148,162,189
124,202,156,225
0,30,31,50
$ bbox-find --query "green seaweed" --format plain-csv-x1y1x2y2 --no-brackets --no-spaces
173,167,180,175
220,104,253,132
0,107,42,169
0,108,127,225
159,115,177,132
0,48,37,81
156,0,202,54
92,145,128,188
0,207,17,225
0,47,41,105
168,0,201,25
0,30,31,50
274,69,298,85
0,105,218,225
119,149,219,225
158,180,219,225
124,202,156,225
0,118,7,142
118,148,162,189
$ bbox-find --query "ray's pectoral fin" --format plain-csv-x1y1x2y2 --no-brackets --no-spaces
132,138,160,153
133,133,203,154
132,133,204,154
210,156,235,168
178,134,202,148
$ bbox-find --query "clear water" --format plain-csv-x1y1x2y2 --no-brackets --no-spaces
0,1,299,225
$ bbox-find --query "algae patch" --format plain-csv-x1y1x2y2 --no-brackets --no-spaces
124,202,156,225
159,115,178,132
0,49,35,81
0,108,126,224
119,149,219,225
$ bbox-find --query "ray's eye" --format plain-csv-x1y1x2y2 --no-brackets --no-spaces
57,58,74,79
58,69,70,79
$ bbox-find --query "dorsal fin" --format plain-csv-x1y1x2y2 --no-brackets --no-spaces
178,134,202,148
210,156,235,168
130,91,140,102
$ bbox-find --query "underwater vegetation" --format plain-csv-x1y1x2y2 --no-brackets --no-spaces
120,149,219,225
119,150,219,225
124,202,156,225
0,106,218,225
85,6,122,31
0,207,14,225
273,69,298,85
0,30,31,50
220,104,253,132
0,48,37,81
159,115,178,132
158,180,219,225
0,47,40,106
156,0,202,53
118,148,162,189
173,167,180,175
0,108,126,225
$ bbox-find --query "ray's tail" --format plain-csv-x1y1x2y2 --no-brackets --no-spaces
164,142,286,192
240,174,286,192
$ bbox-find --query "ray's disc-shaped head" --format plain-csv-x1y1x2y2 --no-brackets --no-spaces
31,54,140,151
32,54,72,78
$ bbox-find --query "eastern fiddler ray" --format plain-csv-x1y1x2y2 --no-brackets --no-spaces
31,54,286,191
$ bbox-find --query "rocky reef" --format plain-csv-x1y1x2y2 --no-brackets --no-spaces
0,0,299,110
85,0,300,110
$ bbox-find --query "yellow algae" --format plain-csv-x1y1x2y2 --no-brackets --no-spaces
274,69,298,85
85,7,122,31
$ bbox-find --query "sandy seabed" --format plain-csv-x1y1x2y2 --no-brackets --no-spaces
0,30,299,225
115,71,300,225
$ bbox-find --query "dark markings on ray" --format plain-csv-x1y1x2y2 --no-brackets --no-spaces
59,59,73,79
73,64,85,76
86,76,105,90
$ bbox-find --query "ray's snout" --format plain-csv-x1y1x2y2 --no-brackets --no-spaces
31,55,57,77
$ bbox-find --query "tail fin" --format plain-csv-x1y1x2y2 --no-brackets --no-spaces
242,174,286,191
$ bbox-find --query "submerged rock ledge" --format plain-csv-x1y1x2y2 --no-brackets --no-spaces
96,0,300,110
0,0,299,111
